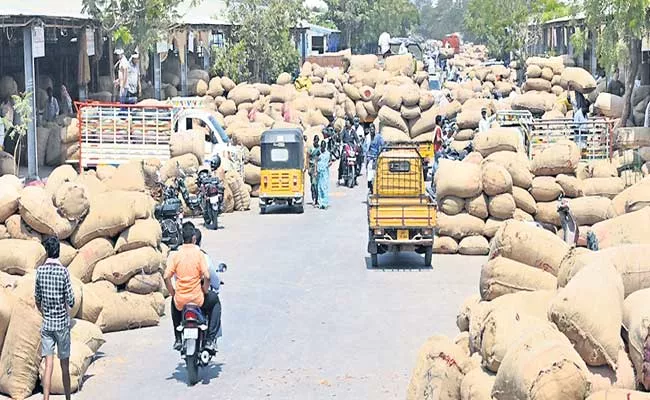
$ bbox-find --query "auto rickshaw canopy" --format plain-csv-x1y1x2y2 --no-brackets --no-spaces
260,129,305,170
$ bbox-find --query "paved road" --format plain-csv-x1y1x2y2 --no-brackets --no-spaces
30,172,483,400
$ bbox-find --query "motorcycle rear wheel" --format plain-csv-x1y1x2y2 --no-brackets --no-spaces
186,353,200,386
203,206,218,230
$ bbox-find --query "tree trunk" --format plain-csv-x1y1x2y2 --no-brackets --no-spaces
621,39,642,127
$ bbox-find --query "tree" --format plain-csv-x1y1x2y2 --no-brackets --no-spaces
215,0,305,83
577,0,650,126
417,0,469,41
1,92,33,174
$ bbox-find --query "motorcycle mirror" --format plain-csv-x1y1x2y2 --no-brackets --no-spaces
217,263,227,272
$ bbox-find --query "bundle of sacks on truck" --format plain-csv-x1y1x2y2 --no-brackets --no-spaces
0,163,170,399
408,215,650,400
433,126,640,255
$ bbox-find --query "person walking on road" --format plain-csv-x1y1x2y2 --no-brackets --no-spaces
317,140,332,209
309,136,321,207
35,236,75,400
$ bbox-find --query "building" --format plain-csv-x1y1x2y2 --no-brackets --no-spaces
294,22,340,64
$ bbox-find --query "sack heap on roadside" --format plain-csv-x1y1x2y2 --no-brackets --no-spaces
460,64,517,100
32,116,80,169
409,215,650,400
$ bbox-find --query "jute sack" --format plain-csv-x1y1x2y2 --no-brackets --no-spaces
38,341,94,394
534,201,561,226
75,172,107,200
0,299,42,399
92,246,162,285
343,83,361,101
435,159,482,199
19,186,76,239
592,207,650,248
0,239,46,275
488,194,516,219
512,187,537,214
610,177,650,216
583,177,625,199
437,213,486,240
0,186,18,223
568,196,611,225
530,176,563,202
560,67,598,93
491,326,590,400
308,83,337,99
458,236,489,256
385,54,415,77
460,368,495,400
406,335,471,400
401,105,421,120
433,236,459,254
480,308,557,372
115,219,161,253
419,91,435,110
0,287,14,354
587,389,650,400
382,126,411,143
70,193,138,248
105,161,146,192
347,55,378,72
594,93,624,118
549,262,624,367
44,164,78,195
456,109,482,130
160,154,200,182
556,174,584,197
485,151,533,189
465,194,488,219
244,163,261,186
170,130,205,163
95,292,161,333
70,318,105,353
218,99,237,116
464,152,486,165
68,238,115,283
439,196,465,215
481,161,513,197
480,257,557,301
454,332,471,357
523,78,551,92
0,174,22,191
378,106,408,133
457,294,480,332
489,220,570,275
6,214,42,241
227,85,260,105
248,146,261,167
232,126,265,149
625,185,650,213
526,65,542,79
541,67,554,81
312,97,336,117
60,241,77,267
622,288,650,390
409,107,438,137
54,182,89,221
483,218,505,239
126,271,163,295
78,281,116,323
456,129,475,141
512,92,548,114
531,140,581,176
474,128,521,157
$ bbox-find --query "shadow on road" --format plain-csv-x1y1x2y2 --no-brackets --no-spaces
167,361,224,385
364,253,433,271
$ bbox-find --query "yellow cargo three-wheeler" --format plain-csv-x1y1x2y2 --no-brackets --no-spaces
367,146,437,268
259,128,305,214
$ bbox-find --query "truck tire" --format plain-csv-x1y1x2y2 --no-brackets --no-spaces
424,247,432,267
371,253,378,268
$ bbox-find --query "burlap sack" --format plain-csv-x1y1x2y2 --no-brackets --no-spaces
556,174,584,197
0,287,13,354
309,83,337,99
491,326,590,400
437,213,486,240
560,67,597,93
486,151,533,189
622,288,650,390
126,271,163,295
586,389,650,400
480,257,557,301
406,335,471,400
433,236,459,254
160,154,200,182
512,91,548,114
170,129,205,163
45,164,78,195
92,246,162,285
68,238,115,283
38,341,94,394
534,201,561,226
378,106,409,133
531,140,581,176
244,163,261,186
60,241,77,267
6,215,42,241
594,93,624,118
592,207,650,248
115,219,161,253
105,161,146,192
347,55,378,72
0,299,42,399
75,172,107,201
70,318,105,353
456,129,475,141
19,186,76,238
436,159,482,199
0,175,21,192
568,196,611,225
609,177,650,216
524,78,552,92
409,107,438,136
460,367,495,400
70,195,134,248
489,220,570,275
530,176,563,202
482,218,504,239
419,91,435,110
625,185,650,213
439,196,465,215
385,54,415,77
458,236,489,256
401,105,422,120
218,99,237,116
583,177,625,199
481,161,513,197
78,281,116,323
343,83,361,101
526,65,542,79
227,85,260,105
465,194,488,219
95,292,161,333
54,182,89,221
0,186,18,223
473,128,520,157
549,262,624,367
488,194,515,219
457,294,480,333
511,187,537,214
0,239,46,275
456,109,482,130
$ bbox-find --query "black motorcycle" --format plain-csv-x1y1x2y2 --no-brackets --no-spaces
323,130,341,160
154,184,183,250
175,157,225,231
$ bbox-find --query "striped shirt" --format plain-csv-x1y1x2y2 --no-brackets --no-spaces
34,258,75,331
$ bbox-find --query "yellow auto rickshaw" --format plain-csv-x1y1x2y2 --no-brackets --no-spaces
259,128,305,214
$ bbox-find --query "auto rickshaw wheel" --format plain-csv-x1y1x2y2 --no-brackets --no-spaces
370,253,378,268
295,204,304,214
424,247,432,267
260,205,267,215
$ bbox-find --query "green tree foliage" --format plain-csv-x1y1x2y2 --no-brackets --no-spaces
215,0,304,83
416,0,468,41
1,92,33,173
578,0,650,126
211,41,251,83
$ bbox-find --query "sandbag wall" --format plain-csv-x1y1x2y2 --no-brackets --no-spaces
0,164,168,398
407,218,650,400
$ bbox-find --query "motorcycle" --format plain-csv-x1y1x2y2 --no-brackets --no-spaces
341,143,357,188
154,183,183,250
178,263,227,386
175,157,225,230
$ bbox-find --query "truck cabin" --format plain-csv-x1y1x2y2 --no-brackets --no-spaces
174,109,230,145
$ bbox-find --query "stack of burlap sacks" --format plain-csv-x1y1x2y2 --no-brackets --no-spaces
456,64,517,100
37,117,81,168
407,216,650,400
0,163,169,399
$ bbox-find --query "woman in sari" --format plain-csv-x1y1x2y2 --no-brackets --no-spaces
317,140,332,209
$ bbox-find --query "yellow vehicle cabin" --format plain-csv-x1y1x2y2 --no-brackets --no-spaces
367,147,436,268
259,129,305,214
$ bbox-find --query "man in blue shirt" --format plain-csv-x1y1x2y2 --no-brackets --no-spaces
366,125,385,191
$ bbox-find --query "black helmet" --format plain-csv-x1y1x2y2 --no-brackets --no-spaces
210,155,221,171
353,116,360,125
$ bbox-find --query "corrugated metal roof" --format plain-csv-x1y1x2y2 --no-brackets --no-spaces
177,0,231,26
0,0,90,20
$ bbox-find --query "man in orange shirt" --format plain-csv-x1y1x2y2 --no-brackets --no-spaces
164,222,219,352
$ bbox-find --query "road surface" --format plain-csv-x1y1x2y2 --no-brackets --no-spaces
28,172,483,400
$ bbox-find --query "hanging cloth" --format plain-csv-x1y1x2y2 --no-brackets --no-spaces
173,31,187,65
77,29,91,86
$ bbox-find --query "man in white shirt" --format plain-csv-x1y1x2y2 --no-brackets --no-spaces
114,48,129,103
378,32,391,56
478,108,494,133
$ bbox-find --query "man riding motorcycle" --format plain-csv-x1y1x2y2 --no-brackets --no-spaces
339,118,359,185
352,117,365,177
164,222,220,352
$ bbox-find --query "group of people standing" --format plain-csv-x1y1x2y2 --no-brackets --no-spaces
114,48,141,104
